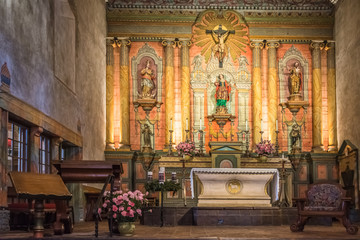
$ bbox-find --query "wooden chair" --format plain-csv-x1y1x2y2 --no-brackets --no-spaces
290,183,358,235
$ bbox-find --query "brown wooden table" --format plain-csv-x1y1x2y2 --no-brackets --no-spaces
9,172,72,238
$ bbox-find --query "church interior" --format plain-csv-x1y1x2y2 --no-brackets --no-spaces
1,0,360,239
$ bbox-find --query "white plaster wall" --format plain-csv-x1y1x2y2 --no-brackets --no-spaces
0,0,106,159
335,0,360,149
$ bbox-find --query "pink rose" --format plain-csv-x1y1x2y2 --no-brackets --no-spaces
113,213,117,219
98,208,102,214
112,205,118,212
102,203,107,208
129,201,135,207
127,206,131,211
121,211,127,216
119,206,124,211
136,209,142,216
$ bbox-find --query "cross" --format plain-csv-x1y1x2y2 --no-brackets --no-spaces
206,25,235,68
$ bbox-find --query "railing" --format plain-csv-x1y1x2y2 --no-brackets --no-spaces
93,174,115,238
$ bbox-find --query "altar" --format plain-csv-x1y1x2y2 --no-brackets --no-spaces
191,168,279,207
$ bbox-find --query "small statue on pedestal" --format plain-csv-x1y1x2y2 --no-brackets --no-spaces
141,124,153,153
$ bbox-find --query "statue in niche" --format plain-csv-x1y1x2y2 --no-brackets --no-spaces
288,62,302,95
141,123,153,152
214,74,231,114
290,123,301,152
139,60,156,99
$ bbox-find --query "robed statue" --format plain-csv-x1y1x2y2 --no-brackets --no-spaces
288,62,302,95
139,60,156,99
214,74,231,114
141,124,153,153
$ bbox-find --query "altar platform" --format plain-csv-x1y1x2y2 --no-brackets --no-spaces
1,220,358,239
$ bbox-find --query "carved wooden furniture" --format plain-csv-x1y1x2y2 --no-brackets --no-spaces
9,172,73,238
53,160,122,184
290,183,358,235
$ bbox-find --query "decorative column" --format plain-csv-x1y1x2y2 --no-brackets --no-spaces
326,41,337,152
250,40,264,146
119,38,131,149
180,39,191,141
106,39,115,149
266,40,280,143
162,39,175,147
30,127,43,173
310,41,324,152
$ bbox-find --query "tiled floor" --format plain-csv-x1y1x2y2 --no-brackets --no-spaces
1,221,359,239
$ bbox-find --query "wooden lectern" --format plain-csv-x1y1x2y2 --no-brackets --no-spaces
9,172,72,238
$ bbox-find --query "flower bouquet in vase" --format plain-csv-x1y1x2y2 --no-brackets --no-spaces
255,140,275,162
99,190,148,236
176,141,196,161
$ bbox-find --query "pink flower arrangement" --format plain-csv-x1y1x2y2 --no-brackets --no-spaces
99,190,148,222
176,141,196,157
255,140,275,156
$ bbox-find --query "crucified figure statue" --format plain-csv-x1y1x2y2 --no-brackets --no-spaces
206,25,235,68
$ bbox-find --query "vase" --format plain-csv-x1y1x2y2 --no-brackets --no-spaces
259,155,268,162
183,154,192,161
118,222,135,237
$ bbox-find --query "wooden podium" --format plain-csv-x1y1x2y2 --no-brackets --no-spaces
9,172,72,238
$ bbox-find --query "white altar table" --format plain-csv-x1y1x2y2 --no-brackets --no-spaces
190,168,279,207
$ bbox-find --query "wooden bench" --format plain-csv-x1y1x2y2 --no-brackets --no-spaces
290,183,358,235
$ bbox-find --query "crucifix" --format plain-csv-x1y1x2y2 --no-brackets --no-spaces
206,25,235,68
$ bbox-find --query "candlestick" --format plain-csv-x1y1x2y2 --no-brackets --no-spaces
159,167,165,184
147,171,153,181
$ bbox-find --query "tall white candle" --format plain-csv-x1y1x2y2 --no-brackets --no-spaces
186,118,188,130
261,119,263,132
199,118,202,130
276,119,278,131
170,118,173,130
245,120,248,131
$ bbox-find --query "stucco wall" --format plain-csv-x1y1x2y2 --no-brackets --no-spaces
0,0,106,159
335,0,360,149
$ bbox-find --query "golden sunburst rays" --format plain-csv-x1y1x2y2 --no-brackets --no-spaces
192,10,249,64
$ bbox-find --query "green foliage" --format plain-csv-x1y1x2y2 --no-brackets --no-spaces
145,180,181,193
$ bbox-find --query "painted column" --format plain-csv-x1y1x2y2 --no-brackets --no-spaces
250,40,264,146
310,41,324,151
266,40,280,143
30,127,43,173
163,39,175,146
106,39,115,149
326,41,337,151
119,38,131,149
180,39,191,141
113,44,120,146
